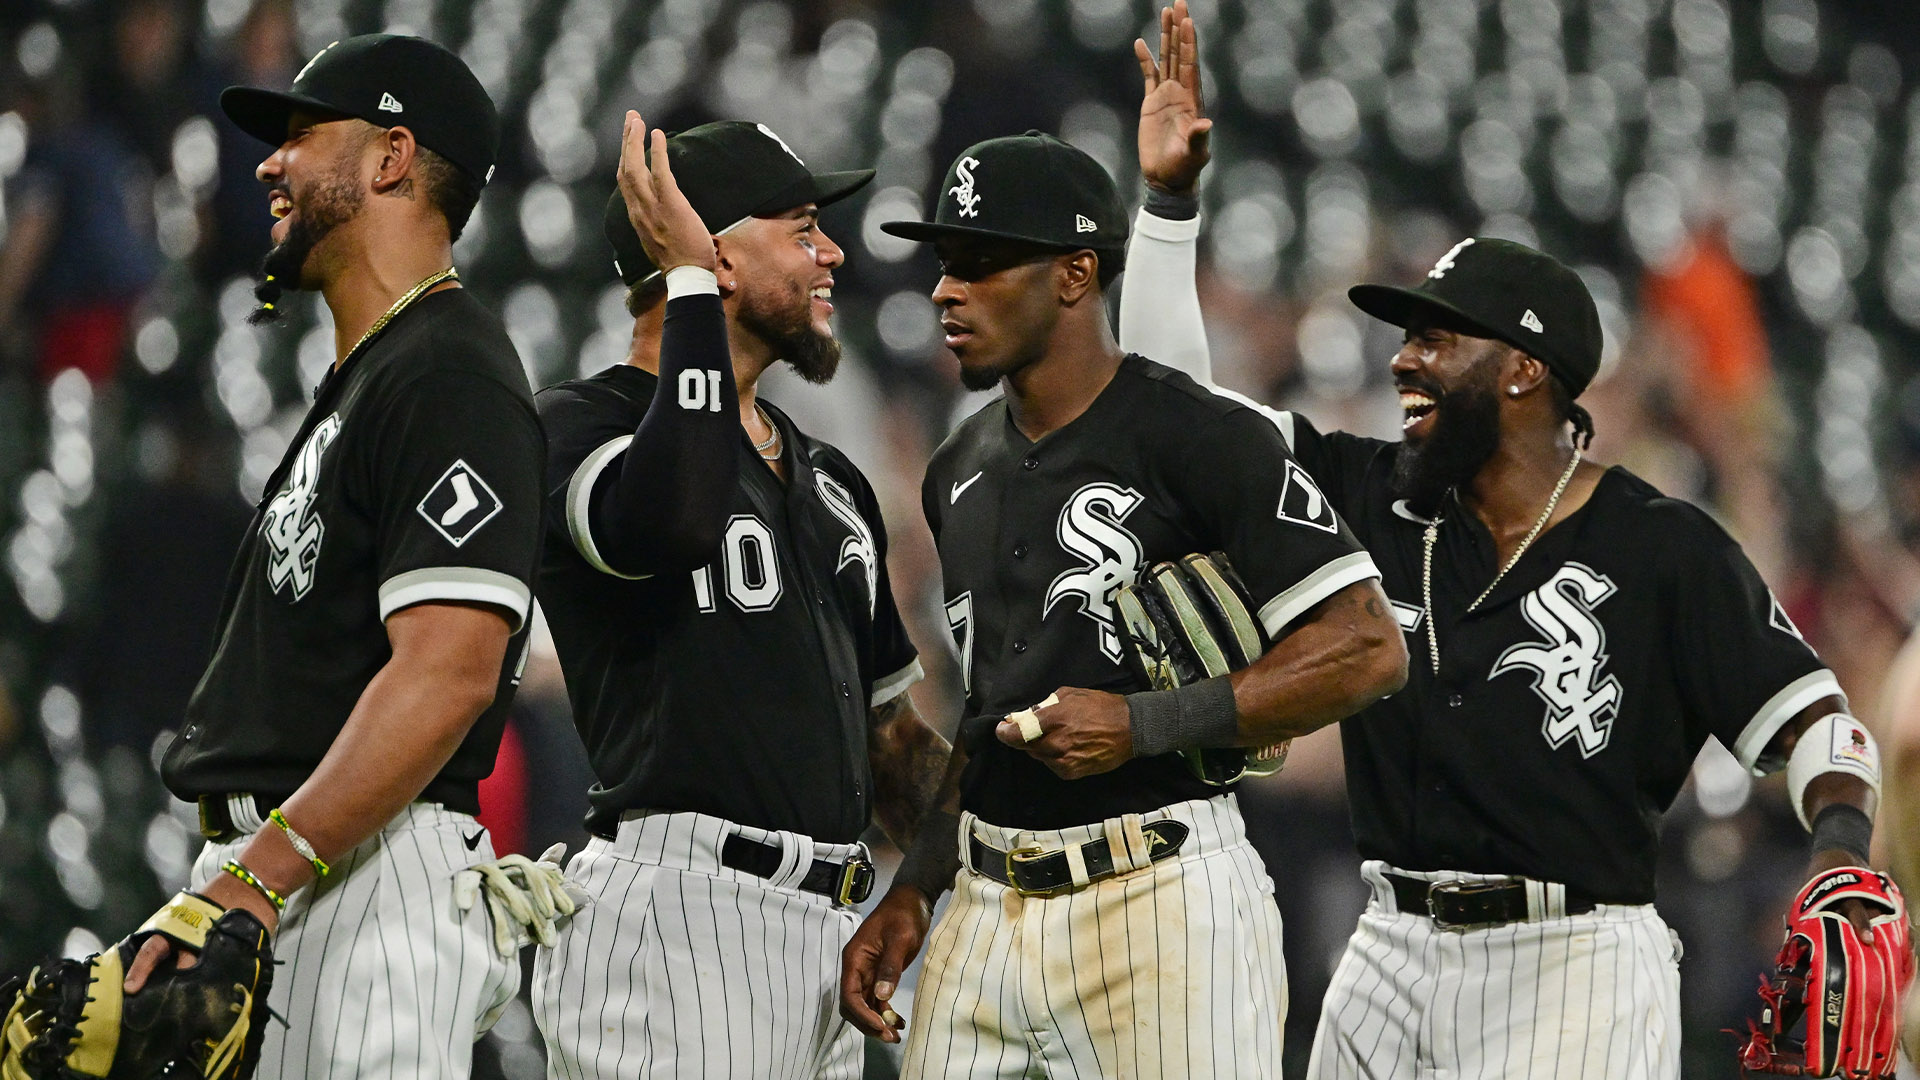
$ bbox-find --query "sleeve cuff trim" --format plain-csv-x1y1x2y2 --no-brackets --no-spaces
1256,551,1381,638
872,658,924,707
379,568,531,632
565,435,653,580
1733,669,1848,774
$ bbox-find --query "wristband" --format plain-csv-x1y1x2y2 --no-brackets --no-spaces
268,807,330,878
894,809,961,903
1143,184,1200,221
663,264,719,298
1126,675,1238,758
222,859,288,912
1809,803,1874,865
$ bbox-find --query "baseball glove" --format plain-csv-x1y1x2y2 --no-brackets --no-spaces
1737,866,1915,1079
0,892,274,1080
1114,551,1288,786
454,843,582,957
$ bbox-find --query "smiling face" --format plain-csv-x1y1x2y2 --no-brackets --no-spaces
930,236,1070,392
725,204,844,383
1388,312,1513,512
250,111,373,316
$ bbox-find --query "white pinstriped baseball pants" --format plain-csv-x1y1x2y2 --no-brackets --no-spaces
189,799,518,1080
531,810,863,1080
900,794,1288,1080
1306,861,1682,1080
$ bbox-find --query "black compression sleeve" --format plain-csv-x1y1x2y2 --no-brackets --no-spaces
589,292,740,575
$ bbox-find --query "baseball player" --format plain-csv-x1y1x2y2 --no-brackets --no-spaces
837,131,1409,1079
529,115,949,1080
1118,22,1897,1070
1880,627,1920,1066
142,34,545,1079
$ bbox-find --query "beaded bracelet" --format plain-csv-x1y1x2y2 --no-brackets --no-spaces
221,859,287,912
268,808,330,878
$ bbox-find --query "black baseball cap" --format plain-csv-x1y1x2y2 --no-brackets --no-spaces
604,120,874,287
1349,237,1603,396
221,34,500,185
881,131,1129,273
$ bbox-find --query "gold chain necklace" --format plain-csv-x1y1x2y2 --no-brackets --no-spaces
1420,448,1581,675
340,267,459,366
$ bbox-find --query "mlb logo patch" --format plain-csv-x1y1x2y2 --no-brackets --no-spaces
417,460,502,547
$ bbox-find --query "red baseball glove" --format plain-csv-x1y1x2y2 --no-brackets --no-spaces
1738,867,1914,1078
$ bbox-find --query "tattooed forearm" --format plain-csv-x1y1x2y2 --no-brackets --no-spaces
868,693,952,851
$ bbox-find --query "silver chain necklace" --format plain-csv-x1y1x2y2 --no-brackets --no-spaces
1420,449,1582,675
750,402,782,460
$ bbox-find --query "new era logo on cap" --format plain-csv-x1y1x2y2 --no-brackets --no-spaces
1520,309,1544,333
378,92,403,113
1075,214,1096,233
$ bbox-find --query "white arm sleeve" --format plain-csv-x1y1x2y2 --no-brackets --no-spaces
1118,208,1214,387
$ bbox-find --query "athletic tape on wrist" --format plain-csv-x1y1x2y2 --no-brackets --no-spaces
894,809,961,902
1786,713,1882,830
1127,675,1238,759
1809,803,1875,864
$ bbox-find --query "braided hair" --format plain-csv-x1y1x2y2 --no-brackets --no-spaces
1547,373,1596,449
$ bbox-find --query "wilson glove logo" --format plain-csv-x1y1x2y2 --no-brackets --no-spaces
1044,483,1146,662
417,460,503,547
813,472,877,618
261,413,341,601
1490,562,1623,758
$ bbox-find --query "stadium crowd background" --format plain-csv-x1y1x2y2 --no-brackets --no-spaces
2,0,1919,1076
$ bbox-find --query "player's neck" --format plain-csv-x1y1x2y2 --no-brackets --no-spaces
1460,425,1585,548
1003,331,1125,442
321,221,456,368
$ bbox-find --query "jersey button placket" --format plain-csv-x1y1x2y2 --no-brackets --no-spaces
1012,640,1028,654
1447,693,1463,708
1012,543,1028,559
1021,456,1039,471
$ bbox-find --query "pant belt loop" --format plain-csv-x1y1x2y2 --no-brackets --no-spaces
767,829,810,891
1102,816,1132,875
1062,842,1091,888
230,793,260,833
1544,880,1567,919
959,815,979,875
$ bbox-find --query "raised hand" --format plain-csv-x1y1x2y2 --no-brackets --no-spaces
615,109,716,274
1134,1,1213,195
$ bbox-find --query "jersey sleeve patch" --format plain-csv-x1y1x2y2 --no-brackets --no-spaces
416,460,503,547
1276,459,1338,532
378,566,532,631
564,435,652,581
1731,667,1848,775
872,658,924,707
1255,550,1380,638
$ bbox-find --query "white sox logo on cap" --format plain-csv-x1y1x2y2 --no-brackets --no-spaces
949,156,983,218
756,123,804,165
1428,237,1475,279
295,41,339,83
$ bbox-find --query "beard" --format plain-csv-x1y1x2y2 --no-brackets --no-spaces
738,280,841,384
248,163,364,325
1390,359,1503,516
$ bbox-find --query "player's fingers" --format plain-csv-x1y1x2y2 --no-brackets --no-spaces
1160,5,1178,81
616,111,646,194
648,127,677,201
837,944,892,1037
1134,38,1156,87
123,935,175,993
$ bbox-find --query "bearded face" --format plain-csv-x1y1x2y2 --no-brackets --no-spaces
1390,344,1505,515
735,264,842,385
250,129,367,324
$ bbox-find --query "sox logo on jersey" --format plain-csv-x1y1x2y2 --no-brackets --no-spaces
813,472,877,618
261,413,341,601
1043,482,1145,662
1491,562,1623,757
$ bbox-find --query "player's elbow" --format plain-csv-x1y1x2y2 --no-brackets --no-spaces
1345,619,1409,711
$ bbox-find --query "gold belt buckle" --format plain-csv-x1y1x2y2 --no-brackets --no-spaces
836,855,875,906
1004,845,1074,898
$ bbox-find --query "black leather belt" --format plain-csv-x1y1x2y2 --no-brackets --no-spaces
967,819,1190,897
1385,872,1596,929
197,794,283,843
720,833,874,906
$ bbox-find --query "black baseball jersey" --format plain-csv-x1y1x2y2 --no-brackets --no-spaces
925,354,1381,830
1270,411,1844,904
164,288,545,815
536,366,920,843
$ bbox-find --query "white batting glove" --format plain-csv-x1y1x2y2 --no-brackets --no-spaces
453,843,582,957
